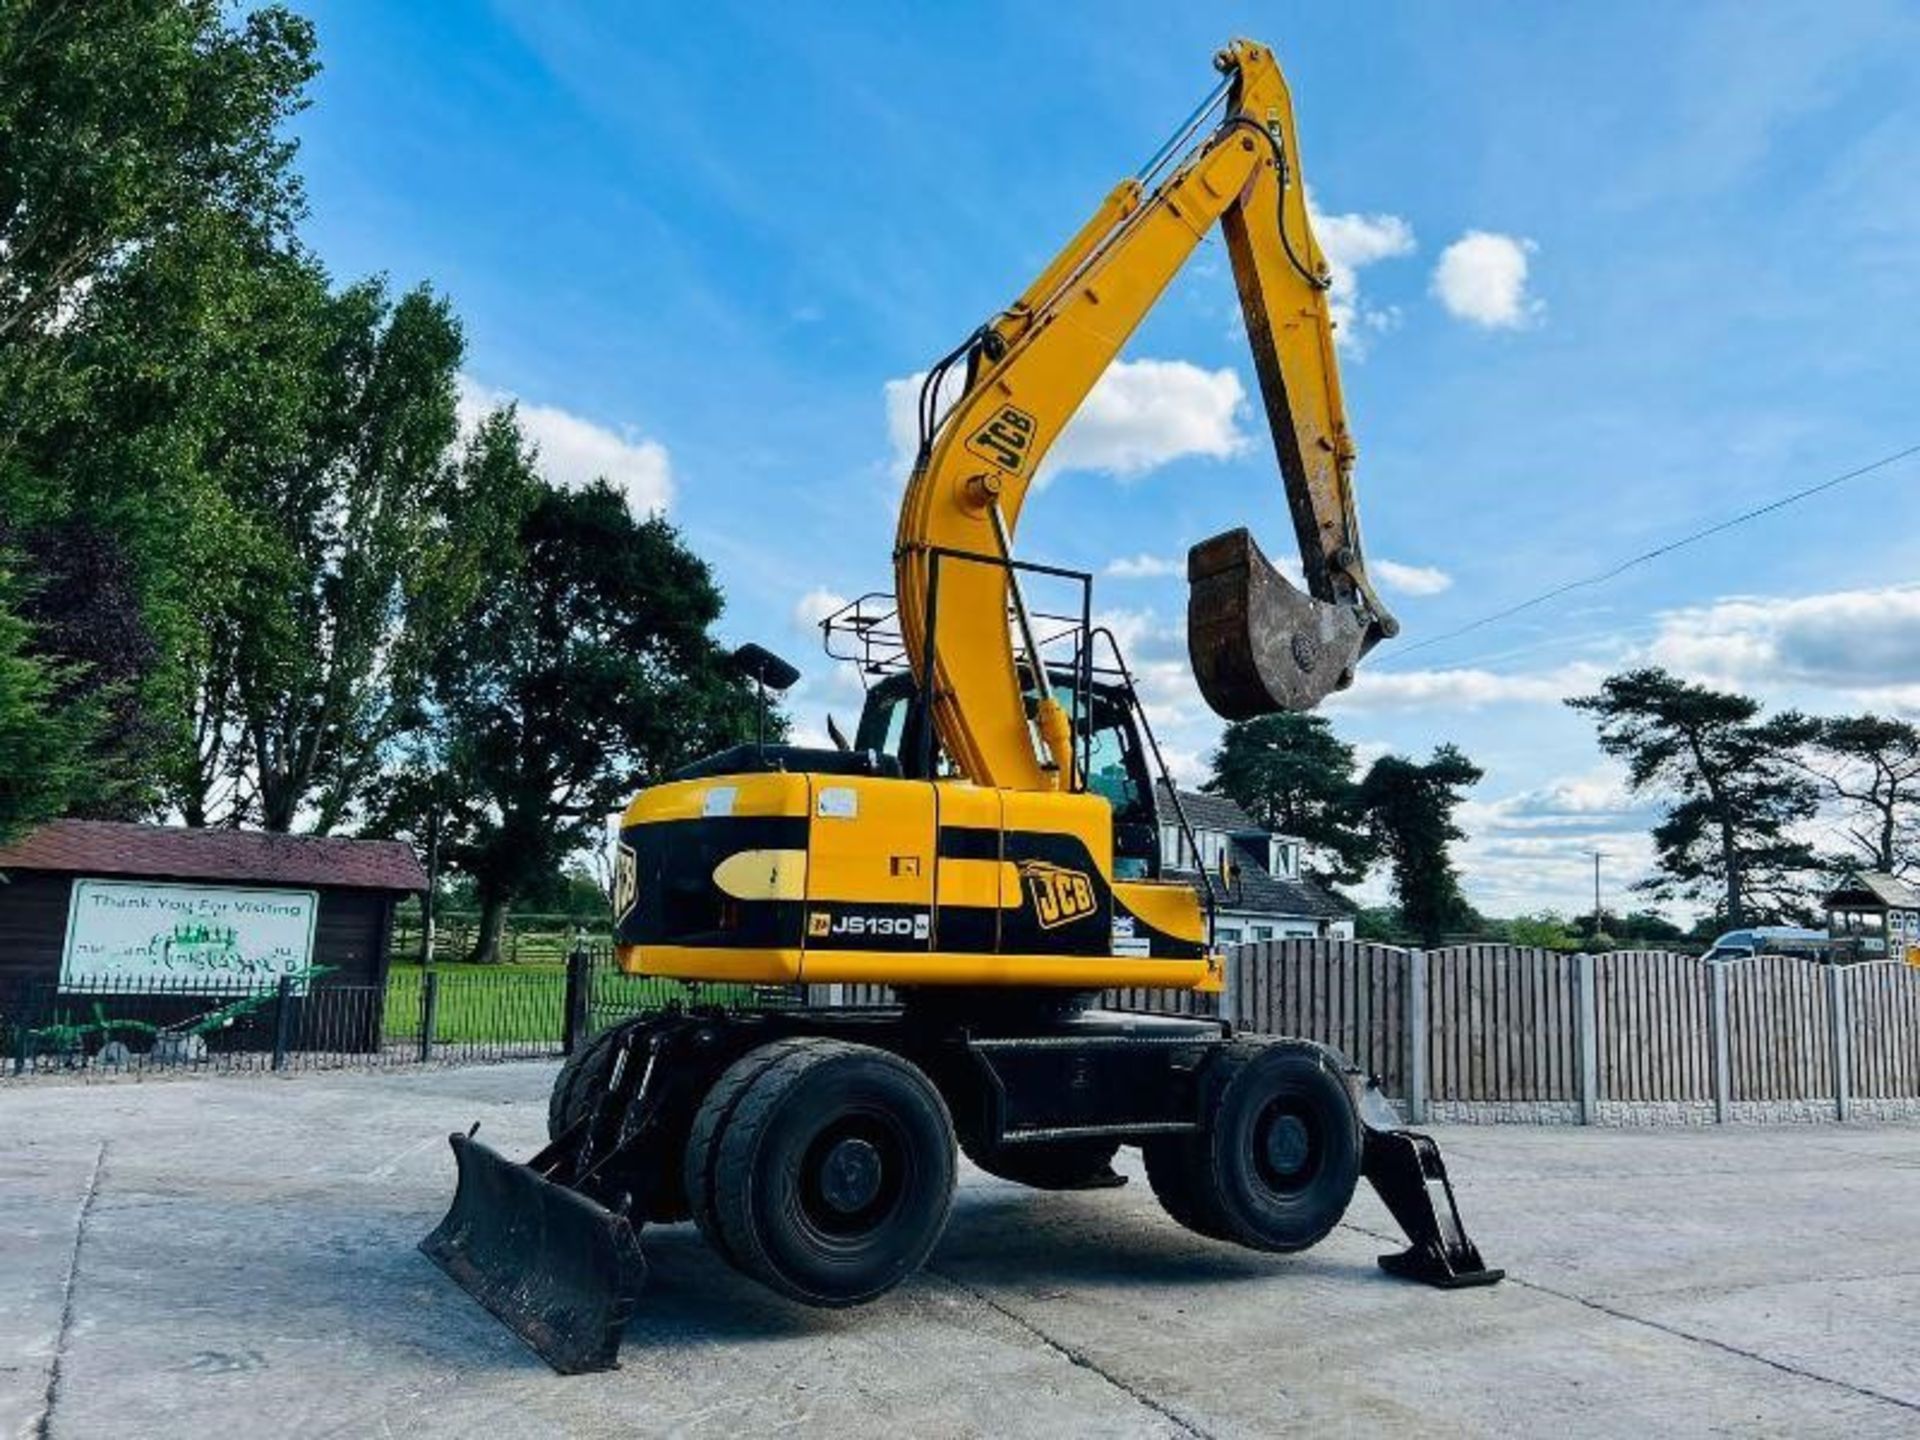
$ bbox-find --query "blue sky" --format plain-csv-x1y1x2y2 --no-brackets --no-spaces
295,1,1920,918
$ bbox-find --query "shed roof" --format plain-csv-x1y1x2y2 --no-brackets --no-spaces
0,820,426,893
1823,870,1920,911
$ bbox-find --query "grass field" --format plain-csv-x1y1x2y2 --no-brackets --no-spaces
379,962,752,1047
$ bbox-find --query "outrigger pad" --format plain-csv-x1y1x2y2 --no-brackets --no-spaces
419,1130,648,1374
1187,527,1368,720
1355,1088,1504,1290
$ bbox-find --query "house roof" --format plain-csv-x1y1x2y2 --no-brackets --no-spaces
1224,839,1351,920
0,820,427,893
1150,782,1348,921
1823,870,1920,911
1153,781,1259,835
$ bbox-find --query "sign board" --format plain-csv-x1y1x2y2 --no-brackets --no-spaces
61,880,319,992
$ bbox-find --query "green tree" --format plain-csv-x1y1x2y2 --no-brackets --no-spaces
1505,911,1583,952
1356,745,1483,947
407,470,765,963
1568,907,1685,948
0,520,159,819
222,276,500,832
0,0,315,341
0,559,91,840
0,2,320,813
1774,713,1920,880
1203,714,1375,885
1569,669,1819,927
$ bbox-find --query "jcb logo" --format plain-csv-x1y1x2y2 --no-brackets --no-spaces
964,404,1037,474
612,842,638,922
1021,862,1096,929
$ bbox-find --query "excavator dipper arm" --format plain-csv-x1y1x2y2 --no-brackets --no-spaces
896,39,1397,794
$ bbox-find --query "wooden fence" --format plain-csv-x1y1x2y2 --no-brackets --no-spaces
818,942,1920,1120
1116,942,1920,1119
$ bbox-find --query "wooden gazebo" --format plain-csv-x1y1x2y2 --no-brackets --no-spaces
1822,871,1920,965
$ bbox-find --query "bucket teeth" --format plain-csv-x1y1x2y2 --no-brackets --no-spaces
419,1131,648,1373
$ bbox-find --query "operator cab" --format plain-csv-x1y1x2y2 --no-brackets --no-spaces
852,669,1163,879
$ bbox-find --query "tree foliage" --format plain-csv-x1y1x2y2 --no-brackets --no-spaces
215,276,497,832
0,1,777,944
1569,668,1819,927
1356,744,1483,946
0,0,316,341
0,556,93,841
0,1,322,822
395,470,768,961
1203,714,1375,885
1774,712,1920,880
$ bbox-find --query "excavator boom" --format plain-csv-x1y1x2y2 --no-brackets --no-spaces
896,39,1396,792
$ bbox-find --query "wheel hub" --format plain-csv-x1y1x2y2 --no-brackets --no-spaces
817,1135,884,1213
1261,1112,1312,1179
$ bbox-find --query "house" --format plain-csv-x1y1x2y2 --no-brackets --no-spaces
1153,783,1354,944
1822,871,1920,964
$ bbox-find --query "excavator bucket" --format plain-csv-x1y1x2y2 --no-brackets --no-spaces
1354,1083,1504,1289
1187,527,1369,719
419,1129,648,1373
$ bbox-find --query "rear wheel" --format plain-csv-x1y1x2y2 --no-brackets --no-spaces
1145,1041,1361,1252
963,1135,1125,1190
690,1038,956,1307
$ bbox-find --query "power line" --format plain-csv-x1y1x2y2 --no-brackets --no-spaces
1383,440,1920,665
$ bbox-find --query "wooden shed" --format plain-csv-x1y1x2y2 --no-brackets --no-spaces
1823,871,1920,965
0,820,425,1002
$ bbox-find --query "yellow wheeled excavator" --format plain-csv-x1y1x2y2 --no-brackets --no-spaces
422,37,1500,1374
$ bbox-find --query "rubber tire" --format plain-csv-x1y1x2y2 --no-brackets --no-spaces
683,1040,807,1266
696,1037,956,1307
547,1024,625,1140
962,1135,1123,1190
1144,1040,1361,1252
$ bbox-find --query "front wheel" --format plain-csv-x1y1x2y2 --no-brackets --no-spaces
1145,1041,1361,1252
687,1038,957,1307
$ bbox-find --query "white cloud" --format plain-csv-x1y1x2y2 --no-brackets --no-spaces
1105,553,1183,580
1316,579,1920,724
1373,559,1453,597
1309,202,1417,350
1448,766,1669,918
459,375,672,515
792,587,849,632
1431,231,1543,329
1331,662,1605,713
885,357,1248,483
1645,584,1920,706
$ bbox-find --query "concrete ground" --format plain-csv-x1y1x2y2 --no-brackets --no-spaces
3,1065,1917,1440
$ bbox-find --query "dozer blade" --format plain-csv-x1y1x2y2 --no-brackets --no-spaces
419,1130,648,1374
1187,527,1368,719
1355,1083,1504,1289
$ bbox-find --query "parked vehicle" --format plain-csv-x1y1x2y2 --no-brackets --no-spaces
1701,927,1832,963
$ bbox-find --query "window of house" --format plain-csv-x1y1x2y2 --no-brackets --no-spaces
1251,925,1273,941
